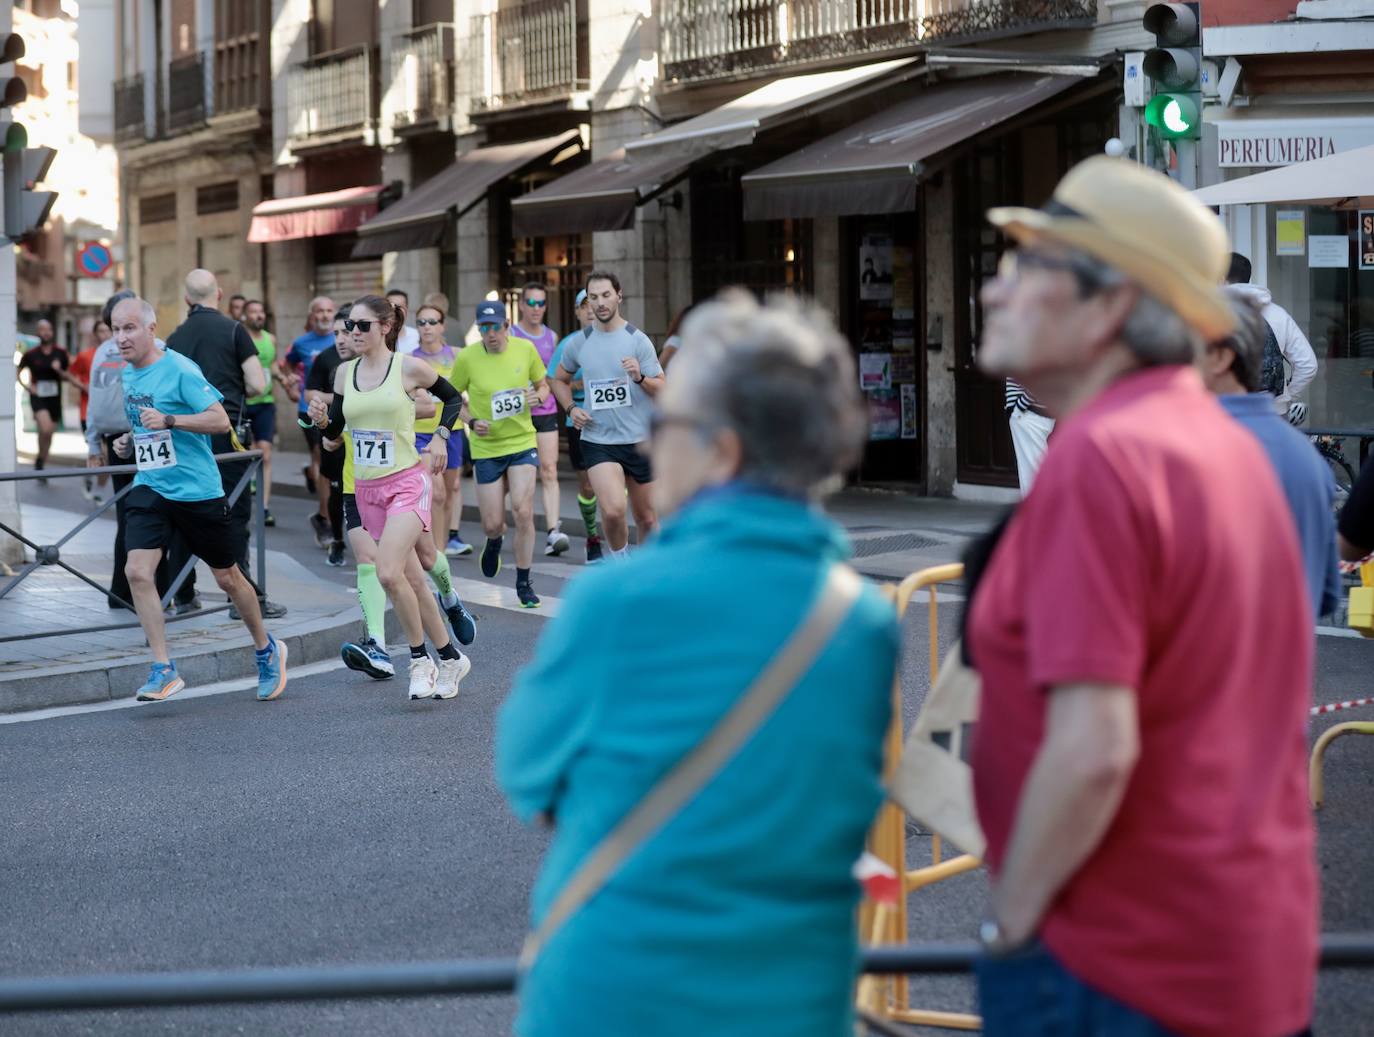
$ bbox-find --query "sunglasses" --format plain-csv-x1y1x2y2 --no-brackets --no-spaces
477,322,503,334
342,319,375,333
416,318,442,327
523,298,547,308
649,412,711,439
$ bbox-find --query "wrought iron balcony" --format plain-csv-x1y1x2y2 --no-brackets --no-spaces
286,44,376,147
167,52,210,134
470,0,589,113
216,29,265,115
661,0,1098,83
390,23,454,130
114,73,148,144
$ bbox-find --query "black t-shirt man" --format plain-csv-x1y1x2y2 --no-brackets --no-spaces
19,344,70,401
305,344,344,398
166,304,257,425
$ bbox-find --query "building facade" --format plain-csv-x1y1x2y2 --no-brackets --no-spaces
101,0,1156,489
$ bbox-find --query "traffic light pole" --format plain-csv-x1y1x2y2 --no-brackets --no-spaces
0,0,22,568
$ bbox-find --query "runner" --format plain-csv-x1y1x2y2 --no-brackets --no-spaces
277,296,335,548
309,294,473,700
315,312,476,681
409,301,471,557
387,288,420,353
550,270,664,559
509,281,569,557
241,299,278,527
546,289,603,562
450,300,549,608
106,296,287,703
17,319,70,479
306,306,352,566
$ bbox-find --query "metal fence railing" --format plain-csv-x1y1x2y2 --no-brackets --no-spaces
0,935,1370,1016
0,451,266,642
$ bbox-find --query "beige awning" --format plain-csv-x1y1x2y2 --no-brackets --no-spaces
1193,143,1374,209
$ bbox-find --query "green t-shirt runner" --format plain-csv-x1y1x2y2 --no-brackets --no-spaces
449,335,545,460
245,329,276,406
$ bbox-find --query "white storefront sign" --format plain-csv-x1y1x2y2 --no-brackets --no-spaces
1215,109,1374,168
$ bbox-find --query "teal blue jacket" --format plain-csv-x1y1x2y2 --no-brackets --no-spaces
496,487,899,1036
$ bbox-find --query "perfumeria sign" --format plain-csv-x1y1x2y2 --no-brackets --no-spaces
1217,115,1374,168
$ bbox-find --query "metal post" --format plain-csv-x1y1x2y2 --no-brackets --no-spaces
0,1,23,569
254,455,267,598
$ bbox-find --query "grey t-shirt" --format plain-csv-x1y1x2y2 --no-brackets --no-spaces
558,322,661,445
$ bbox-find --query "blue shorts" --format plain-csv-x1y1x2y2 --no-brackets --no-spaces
415,430,465,470
474,447,538,486
243,402,276,443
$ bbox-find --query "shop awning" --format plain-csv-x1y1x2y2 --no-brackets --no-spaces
247,185,385,243
511,58,919,235
353,130,582,257
1193,142,1374,209
741,73,1083,220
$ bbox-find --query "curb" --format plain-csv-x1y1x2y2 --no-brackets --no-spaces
0,607,406,715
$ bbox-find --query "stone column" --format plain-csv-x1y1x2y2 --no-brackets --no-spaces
923,176,957,496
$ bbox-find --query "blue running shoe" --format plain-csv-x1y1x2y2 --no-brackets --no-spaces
446,535,473,557
480,536,503,579
439,594,477,646
256,636,288,701
135,662,185,702
341,637,395,680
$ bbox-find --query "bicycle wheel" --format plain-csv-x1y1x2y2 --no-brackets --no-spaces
1324,448,1356,514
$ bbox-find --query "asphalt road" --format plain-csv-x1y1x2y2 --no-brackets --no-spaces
2,484,1372,1034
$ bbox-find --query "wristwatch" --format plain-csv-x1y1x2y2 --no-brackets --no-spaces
165,414,176,429
633,373,645,384
435,425,451,441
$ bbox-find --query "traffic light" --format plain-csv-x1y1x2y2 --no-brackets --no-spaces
1142,3,1201,140
3,123,57,241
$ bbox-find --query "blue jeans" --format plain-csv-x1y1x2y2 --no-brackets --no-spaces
975,941,1176,1037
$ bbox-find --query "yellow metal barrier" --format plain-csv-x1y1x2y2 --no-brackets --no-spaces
858,564,982,1031
1310,721,1374,809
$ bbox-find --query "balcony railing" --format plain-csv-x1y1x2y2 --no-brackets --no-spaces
167,52,210,134
661,0,1097,82
216,30,264,114
286,44,376,147
114,73,147,143
390,23,454,130
471,0,589,113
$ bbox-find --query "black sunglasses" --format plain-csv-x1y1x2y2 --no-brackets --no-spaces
416,318,442,327
343,319,375,333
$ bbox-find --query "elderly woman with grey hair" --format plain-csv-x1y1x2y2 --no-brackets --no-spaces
496,291,900,1037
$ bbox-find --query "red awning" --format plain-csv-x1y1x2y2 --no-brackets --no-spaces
247,185,385,243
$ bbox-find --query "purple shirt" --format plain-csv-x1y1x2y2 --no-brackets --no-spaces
511,324,558,416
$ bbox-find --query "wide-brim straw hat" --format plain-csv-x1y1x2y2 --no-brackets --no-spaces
987,156,1235,341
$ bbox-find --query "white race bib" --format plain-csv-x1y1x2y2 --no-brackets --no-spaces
588,377,632,411
491,387,527,420
134,430,177,471
35,380,59,398
352,429,395,469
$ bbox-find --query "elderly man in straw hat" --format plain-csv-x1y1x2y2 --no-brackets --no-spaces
964,157,1316,1037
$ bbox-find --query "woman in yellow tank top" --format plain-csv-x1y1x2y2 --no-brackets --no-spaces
310,294,472,702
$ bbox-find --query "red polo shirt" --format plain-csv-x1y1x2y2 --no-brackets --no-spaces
970,366,1316,1037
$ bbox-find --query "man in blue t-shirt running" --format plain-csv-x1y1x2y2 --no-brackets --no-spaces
277,295,336,546
110,296,288,705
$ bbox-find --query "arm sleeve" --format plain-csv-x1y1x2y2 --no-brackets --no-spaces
1338,455,1374,554
428,375,462,430
1276,309,1318,402
85,417,101,456
321,394,346,440
1023,439,1148,690
495,576,606,823
638,333,663,378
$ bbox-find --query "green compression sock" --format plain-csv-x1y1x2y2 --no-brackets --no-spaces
356,563,387,644
577,494,600,538
428,552,458,606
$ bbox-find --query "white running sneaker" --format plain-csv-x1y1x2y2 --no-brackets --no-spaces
434,654,471,699
408,655,438,700
544,528,571,556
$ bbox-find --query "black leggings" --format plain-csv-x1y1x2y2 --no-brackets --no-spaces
321,445,344,543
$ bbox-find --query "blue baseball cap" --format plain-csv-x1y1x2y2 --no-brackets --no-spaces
475,300,506,324
574,289,587,307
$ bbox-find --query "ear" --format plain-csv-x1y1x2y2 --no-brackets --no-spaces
1090,283,1140,353
711,426,745,481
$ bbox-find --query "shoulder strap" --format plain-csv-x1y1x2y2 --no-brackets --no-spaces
520,564,864,970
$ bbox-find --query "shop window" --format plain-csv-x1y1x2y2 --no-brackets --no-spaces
691,163,812,299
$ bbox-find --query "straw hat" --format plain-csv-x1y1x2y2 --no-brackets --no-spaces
987,157,1235,341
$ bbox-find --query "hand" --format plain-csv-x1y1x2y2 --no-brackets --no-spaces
426,436,447,474
86,453,103,469
620,355,641,381
139,407,169,430
323,436,342,452
471,419,491,438
307,396,329,428
525,387,542,410
113,433,132,459
569,406,592,430
286,374,301,403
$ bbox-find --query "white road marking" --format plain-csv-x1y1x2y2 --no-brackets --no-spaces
1317,625,1366,640
452,576,562,617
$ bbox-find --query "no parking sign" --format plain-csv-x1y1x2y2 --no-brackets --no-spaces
76,241,112,277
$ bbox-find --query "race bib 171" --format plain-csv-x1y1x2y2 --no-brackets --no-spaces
352,429,395,468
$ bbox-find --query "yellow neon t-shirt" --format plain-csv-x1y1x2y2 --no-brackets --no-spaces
449,337,545,460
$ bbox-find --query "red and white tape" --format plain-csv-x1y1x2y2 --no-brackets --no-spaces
1312,696,1374,717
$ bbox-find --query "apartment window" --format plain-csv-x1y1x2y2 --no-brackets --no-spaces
139,193,178,225
312,0,376,54
196,181,241,216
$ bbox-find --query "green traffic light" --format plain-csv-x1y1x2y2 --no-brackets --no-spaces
1145,93,1199,139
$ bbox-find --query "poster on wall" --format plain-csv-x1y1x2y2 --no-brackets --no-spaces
859,233,894,302
891,353,916,383
892,319,916,352
1309,235,1349,268
892,246,915,320
900,384,918,440
860,352,892,390
1360,211,1374,270
867,389,901,441
1276,210,1305,256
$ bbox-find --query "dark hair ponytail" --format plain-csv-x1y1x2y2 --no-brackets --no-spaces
353,294,401,352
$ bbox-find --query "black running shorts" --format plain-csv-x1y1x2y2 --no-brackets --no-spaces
579,440,653,484
124,486,237,570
